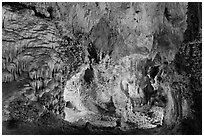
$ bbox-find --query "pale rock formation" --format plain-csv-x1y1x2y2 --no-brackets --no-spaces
2,2,196,132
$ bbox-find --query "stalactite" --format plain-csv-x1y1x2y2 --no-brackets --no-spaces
1,2,200,135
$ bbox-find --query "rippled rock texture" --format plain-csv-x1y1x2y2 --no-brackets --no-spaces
2,2,202,135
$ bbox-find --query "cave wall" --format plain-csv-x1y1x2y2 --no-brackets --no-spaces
2,2,202,134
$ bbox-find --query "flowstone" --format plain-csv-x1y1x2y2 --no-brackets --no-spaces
63,54,166,129
2,2,199,134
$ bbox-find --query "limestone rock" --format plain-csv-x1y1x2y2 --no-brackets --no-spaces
2,2,201,134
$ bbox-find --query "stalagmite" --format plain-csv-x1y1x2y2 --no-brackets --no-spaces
2,2,201,135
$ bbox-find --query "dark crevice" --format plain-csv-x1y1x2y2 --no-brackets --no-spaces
135,10,140,14
105,97,116,115
174,2,202,135
183,2,201,43
149,66,160,79
2,2,52,20
143,77,154,104
95,2,99,7
87,43,100,63
2,2,26,12
47,6,54,19
84,67,94,84
65,101,74,108
144,59,154,76
164,7,171,21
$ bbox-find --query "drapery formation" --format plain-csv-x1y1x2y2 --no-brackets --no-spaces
2,2,201,134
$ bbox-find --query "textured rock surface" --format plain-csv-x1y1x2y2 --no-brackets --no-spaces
2,2,202,135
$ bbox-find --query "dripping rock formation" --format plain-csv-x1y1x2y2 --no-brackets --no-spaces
2,2,202,135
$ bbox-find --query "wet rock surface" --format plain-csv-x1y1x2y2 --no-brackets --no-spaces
2,2,202,135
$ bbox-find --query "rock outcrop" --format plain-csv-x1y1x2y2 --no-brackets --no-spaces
2,2,201,135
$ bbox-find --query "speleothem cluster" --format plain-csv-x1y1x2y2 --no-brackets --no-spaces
2,2,201,134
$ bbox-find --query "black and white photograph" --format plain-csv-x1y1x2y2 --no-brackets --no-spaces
1,2,202,135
